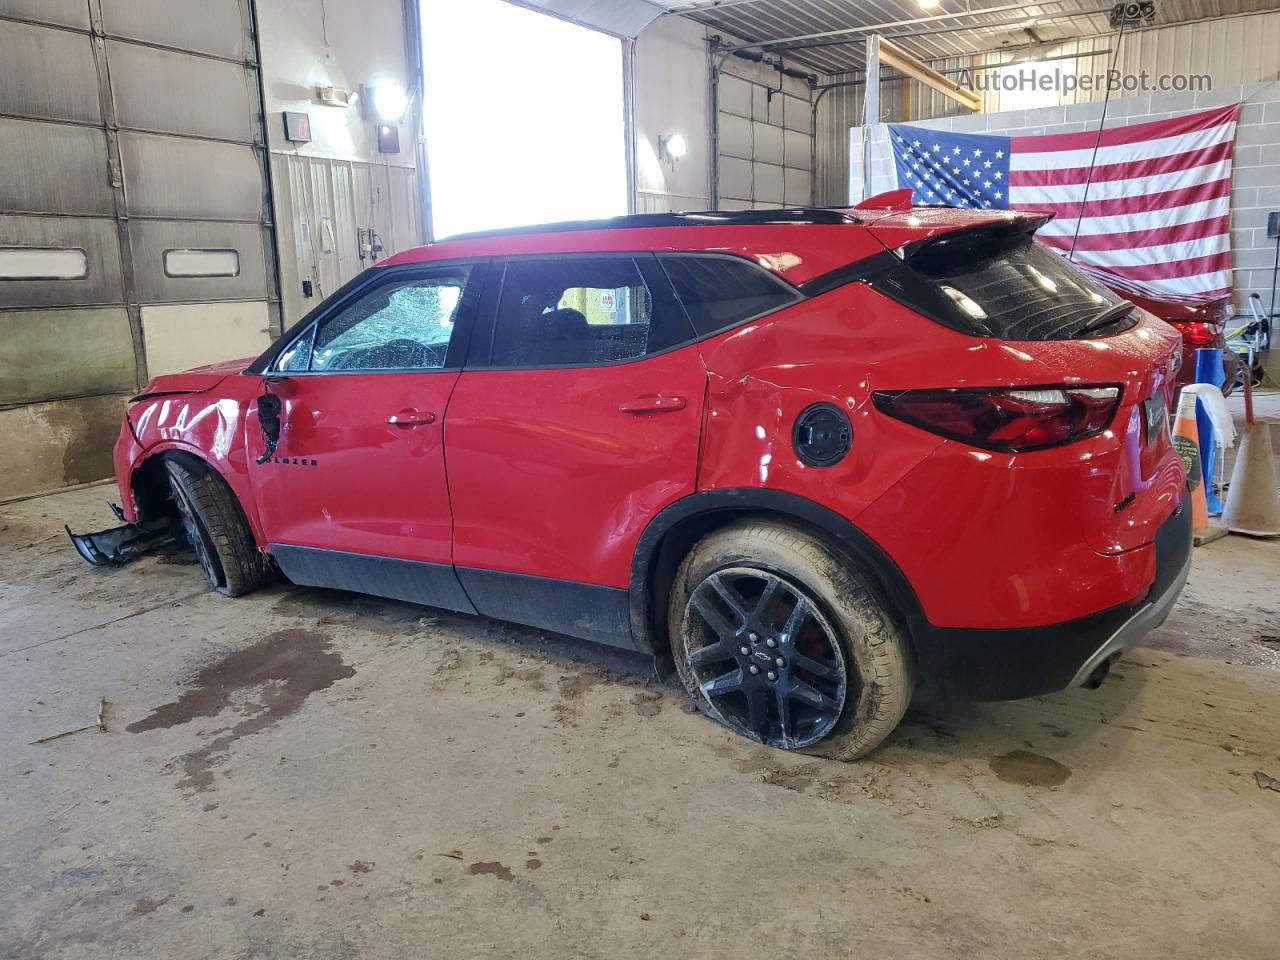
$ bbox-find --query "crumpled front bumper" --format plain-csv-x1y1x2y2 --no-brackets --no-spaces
66,503,177,566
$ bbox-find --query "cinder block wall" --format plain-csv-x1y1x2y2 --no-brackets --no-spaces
850,82,1280,317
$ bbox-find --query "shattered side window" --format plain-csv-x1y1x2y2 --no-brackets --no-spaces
276,325,315,372
310,267,470,372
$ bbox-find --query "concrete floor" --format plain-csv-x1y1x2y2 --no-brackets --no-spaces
3,477,1279,959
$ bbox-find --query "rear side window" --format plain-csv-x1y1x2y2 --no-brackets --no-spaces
489,258,686,367
659,256,801,337
907,227,1131,340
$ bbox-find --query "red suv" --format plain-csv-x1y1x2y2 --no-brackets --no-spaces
74,207,1191,760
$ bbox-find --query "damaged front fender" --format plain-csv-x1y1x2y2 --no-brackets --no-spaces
66,504,177,566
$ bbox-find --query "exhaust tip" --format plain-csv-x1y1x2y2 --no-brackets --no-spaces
1083,658,1112,690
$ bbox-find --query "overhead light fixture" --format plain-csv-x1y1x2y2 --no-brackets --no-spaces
918,0,940,7
315,85,358,108
659,132,688,163
370,82,408,123
1110,1,1156,27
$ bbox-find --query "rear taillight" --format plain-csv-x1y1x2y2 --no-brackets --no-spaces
873,385,1121,452
1172,321,1220,347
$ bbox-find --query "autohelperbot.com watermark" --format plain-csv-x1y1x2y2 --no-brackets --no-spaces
958,67,1212,96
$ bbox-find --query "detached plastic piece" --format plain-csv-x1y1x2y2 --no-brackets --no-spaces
256,392,283,464
67,509,177,566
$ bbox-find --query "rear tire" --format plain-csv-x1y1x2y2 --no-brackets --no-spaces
165,458,270,597
669,520,914,761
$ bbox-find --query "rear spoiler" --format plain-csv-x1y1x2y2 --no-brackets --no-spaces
854,188,914,212
895,213,1054,265
864,208,1053,261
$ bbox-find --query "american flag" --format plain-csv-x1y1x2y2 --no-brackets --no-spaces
889,105,1239,304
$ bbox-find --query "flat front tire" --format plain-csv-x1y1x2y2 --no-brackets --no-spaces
670,520,914,761
165,458,270,597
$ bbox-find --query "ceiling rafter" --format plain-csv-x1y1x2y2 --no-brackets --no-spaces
720,0,1082,53
653,0,1276,75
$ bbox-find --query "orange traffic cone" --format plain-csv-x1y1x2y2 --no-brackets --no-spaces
1173,389,1226,545
1221,374,1280,538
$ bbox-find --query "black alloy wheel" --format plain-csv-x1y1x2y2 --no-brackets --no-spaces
681,566,849,750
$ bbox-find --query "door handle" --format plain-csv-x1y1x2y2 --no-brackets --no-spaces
619,395,687,414
387,408,437,427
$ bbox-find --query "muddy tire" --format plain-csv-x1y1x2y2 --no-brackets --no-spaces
165,457,270,597
669,520,913,761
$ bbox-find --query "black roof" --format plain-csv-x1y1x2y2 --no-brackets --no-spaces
441,208,861,242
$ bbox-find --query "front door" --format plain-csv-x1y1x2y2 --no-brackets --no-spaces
248,261,485,610
444,254,706,646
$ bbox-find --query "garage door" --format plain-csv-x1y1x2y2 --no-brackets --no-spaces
0,0,279,499
716,67,814,210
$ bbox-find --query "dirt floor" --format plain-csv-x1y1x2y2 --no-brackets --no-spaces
3,475,1279,959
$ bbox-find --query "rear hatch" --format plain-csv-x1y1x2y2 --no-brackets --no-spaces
864,211,1185,554
867,210,1143,341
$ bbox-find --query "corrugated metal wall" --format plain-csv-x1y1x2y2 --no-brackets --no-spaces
270,155,419,328
654,0,1280,75
979,9,1280,113
816,7,1280,204
0,0,279,499
256,0,420,330
635,190,712,213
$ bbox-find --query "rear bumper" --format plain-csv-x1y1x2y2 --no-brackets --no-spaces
913,500,1191,701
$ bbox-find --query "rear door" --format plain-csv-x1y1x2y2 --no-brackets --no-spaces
444,254,704,647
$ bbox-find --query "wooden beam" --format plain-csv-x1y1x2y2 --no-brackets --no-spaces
877,36,981,112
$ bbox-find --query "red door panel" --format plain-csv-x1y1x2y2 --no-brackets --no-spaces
446,348,706,588
249,372,457,564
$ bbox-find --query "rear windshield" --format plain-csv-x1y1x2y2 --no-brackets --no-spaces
907,225,1133,340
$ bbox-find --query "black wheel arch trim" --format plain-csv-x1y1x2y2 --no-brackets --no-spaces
629,488,927,673
130,448,226,521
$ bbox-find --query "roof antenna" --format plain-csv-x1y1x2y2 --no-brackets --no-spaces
1068,6,1138,261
